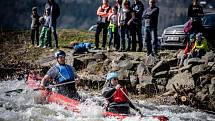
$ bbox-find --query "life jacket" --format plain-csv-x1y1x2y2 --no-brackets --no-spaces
97,5,111,23
55,64,75,83
112,87,128,103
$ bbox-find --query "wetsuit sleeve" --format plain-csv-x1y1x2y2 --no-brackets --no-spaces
46,66,59,79
102,84,116,98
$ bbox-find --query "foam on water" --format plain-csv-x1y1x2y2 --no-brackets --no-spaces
0,79,215,121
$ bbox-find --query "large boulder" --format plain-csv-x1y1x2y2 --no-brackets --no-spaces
191,64,208,76
136,63,150,77
151,60,170,75
209,77,215,95
166,71,195,91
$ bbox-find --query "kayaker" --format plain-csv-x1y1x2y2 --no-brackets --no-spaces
40,50,81,100
102,72,141,115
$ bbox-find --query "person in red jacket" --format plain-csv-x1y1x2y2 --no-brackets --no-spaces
178,33,196,67
102,72,141,114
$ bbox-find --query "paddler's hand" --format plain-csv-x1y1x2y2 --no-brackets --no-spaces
75,75,80,84
40,85,46,90
115,84,121,89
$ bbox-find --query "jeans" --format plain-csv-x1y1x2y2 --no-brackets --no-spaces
130,22,143,51
31,28,39,46
49,21,58,48
108,27,119,49
120,25,131,50
95,22,109,48
144,27,158,55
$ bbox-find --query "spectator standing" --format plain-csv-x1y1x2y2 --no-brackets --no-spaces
38,8,51,48
30,7,40,47
45,0,60,48
187,0,204,34
118,0,135,51
131,0,144,52
108,6,119,51
95,0,112,50
143,0,159,56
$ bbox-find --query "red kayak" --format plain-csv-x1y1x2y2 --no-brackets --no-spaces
26,73,168,121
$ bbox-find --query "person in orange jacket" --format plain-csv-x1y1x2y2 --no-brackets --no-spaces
95,0,112,50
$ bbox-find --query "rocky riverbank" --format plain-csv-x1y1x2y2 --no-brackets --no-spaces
1,30,215,114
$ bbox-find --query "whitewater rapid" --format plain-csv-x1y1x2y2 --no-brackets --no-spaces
0,79,214,121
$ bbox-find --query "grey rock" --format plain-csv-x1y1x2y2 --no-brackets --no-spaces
166,71,195,91
153,71,169,78
151,60,170,75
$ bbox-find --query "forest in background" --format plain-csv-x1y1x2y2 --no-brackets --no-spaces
0,0,204,35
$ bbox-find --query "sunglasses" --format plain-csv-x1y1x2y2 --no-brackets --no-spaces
112,78,119,81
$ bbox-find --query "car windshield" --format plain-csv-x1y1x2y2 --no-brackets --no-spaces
202,14,215,26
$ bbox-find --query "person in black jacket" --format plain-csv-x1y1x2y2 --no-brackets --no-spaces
30,7,40,47
102,72,141,114
131,0,144,52
45,0,60,48
187,0,204,33
143,0,159,56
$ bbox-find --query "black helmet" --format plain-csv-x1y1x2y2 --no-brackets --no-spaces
55,50,66,58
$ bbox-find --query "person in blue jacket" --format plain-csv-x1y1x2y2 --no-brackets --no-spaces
66,42,94,53
41,50,81,100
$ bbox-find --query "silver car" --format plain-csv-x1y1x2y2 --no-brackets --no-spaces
161,13,215,48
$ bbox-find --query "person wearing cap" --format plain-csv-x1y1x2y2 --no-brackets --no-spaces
102,72,141,114
41,50,81,100
192,32,208,58
30,7,40,47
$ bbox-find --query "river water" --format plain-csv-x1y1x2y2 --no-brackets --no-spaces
0,79,214,121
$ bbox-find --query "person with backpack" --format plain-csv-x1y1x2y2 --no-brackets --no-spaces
40,50,81,100
30,7,40,47
95,0,112,50
102,72,141,114
131,0,144,52
45,0,60,48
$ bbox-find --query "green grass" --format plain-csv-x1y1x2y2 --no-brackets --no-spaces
0,29,95,64
58,29,95,47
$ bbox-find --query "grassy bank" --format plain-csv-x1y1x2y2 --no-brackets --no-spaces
0,29,95,63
